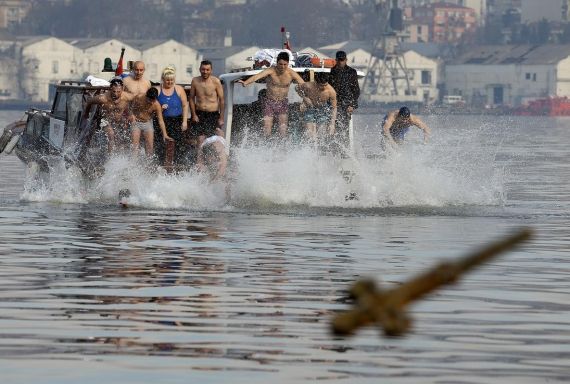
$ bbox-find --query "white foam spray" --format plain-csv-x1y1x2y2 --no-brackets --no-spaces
20,118,504,210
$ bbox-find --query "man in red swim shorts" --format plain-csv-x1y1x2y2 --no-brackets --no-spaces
237,51,305,138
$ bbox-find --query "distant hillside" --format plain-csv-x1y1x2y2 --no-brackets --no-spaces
13,0,383,48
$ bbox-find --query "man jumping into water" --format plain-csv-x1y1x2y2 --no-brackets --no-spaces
237,51,304,138
296,72,337,141
82,77,133,153
382,106,431,146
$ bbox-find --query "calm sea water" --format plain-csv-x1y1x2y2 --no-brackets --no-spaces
0,110,569,383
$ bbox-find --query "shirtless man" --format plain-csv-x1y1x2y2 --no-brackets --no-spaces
237,51,304,138
130,87,173,157
189,60,225,147
296,72,337,140
123,61,152,96
382,106,431,147
82,77,133,153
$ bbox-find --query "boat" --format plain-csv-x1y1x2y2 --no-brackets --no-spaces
1,45,364,201
1,80,117,178
512,96,570,116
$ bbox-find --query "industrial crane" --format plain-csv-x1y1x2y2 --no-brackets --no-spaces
363,0,412,100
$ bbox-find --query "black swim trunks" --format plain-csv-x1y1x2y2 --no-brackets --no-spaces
193,110,220,137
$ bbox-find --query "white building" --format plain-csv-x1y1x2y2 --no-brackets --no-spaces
403,0,486,25
1,37,204,102
19,36,83,102
0,56,17,100
128,39,202,84
446,45,570,106
365,50,439,104
66,38,141,79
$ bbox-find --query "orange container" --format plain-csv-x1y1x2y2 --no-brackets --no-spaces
309,57,336,68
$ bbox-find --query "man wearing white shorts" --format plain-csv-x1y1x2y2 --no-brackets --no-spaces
131,87,173,157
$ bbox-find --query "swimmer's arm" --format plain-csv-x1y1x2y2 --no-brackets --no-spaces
238,68,271,86
189,81,198,122
82,95,104,120
382,112,397,145
196,147,205,172
290,69,305,84
124,94,136,122
412,116,431,143
177,85,189,131
329,90,338,135
154,101,172,141
295,84,312,107
215,145,228,181
215,79,225,127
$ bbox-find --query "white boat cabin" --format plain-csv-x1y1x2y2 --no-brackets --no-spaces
219,65,364,154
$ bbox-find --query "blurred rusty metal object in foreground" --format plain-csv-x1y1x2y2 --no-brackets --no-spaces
331,228,533,338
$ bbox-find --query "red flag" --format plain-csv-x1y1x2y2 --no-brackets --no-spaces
115,48,125,76
281,26,291,51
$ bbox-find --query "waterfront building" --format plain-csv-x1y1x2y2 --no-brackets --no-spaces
412,2,478,44
364,49,439,104
445,45,570,106
128,39,202,83
0,36,203,102
0,0,30,30
20,36,83,101
66,38,140,78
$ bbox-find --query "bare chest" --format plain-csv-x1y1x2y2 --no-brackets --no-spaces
195,82,217,98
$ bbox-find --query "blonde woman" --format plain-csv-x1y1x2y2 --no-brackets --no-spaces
155,66,189,165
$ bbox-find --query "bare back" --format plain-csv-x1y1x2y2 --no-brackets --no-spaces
131,96,160,122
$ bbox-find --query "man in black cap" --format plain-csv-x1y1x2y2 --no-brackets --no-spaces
329,50,360,154
382,106,430,147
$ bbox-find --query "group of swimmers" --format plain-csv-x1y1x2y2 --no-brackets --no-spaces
81,60,227,181
81,52,431,182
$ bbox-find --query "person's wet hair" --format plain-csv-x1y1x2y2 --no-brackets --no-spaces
146,87,158,100
315,72,329,84
109,77,123,87
258,88,267,99
200,60,212,67
277,52,289,62
398,106,411,118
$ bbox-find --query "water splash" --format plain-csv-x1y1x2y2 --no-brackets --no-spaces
19,118,504,210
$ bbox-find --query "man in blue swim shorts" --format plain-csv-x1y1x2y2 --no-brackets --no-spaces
296,72,337,141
